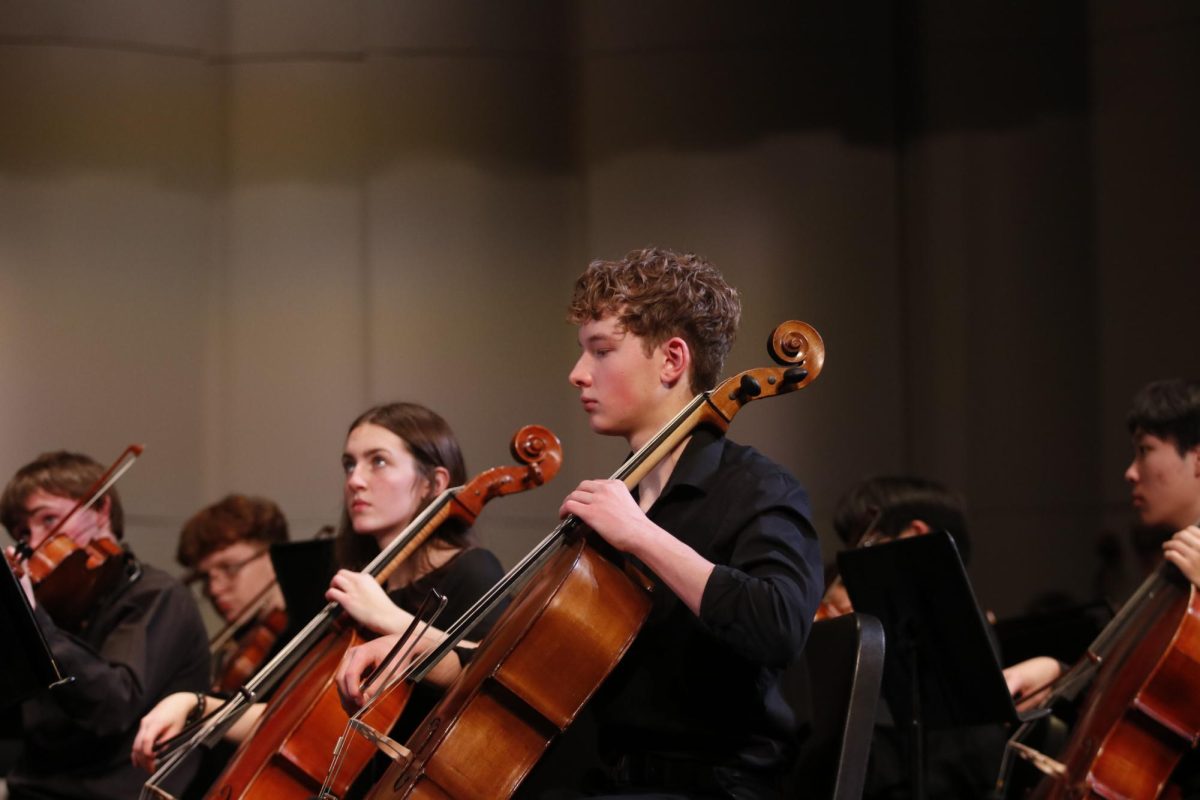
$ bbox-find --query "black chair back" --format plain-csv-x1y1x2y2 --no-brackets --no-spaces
784,612,886,800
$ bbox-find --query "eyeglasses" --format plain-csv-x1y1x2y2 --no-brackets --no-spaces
187,548,269,586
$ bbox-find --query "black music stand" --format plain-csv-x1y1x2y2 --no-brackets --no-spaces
838,531,1030,800
269,537,337,632
1,560,68,711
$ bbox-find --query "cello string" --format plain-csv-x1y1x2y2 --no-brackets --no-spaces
406,390,715,683
318,593,449,799
146,491,461,772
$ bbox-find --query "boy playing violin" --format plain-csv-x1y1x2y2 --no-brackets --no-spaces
550,247,824,798
0,450,209,800
177,493,290,691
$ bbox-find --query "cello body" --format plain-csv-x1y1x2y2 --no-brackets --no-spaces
182,425,562,800
208,622,410,799
360,320,825,800
368,536,651,800
1026,579,1200,800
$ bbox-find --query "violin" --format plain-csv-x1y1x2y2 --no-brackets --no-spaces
7,444,143,631
141,425,563,800
205,527,332,692
212,607,290,693
359,320,824,800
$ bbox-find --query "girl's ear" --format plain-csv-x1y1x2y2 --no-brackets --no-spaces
428,466,452,497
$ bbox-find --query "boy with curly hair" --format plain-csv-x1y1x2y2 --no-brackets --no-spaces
556,247,822,798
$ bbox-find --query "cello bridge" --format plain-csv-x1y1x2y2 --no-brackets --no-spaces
1010,740,1068,777
348,718,413,765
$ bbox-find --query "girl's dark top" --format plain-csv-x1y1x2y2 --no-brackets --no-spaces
385,546,507,738
344,547,506,800
8,552,210,800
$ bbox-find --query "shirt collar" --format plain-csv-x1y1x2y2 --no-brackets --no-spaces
658,425,725,498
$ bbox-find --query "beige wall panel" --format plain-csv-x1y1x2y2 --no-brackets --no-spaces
575,28,905,558
0,43,221,571
1093,7,1200,547
898,17,1098,614
0,0,221,51
365,0,569,51
220,61,368,536
227,0,361,56
362,54,579,567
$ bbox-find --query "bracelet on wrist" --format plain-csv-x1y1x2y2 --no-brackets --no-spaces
185,691,206,725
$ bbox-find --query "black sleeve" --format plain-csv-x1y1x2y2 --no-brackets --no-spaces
35,576,209,736
697,472,824,668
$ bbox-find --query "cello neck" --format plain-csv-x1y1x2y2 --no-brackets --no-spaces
407,319,824,683
1051,560,1181,702
407,392,719,682
1089,560,1180,660
240,488,460,699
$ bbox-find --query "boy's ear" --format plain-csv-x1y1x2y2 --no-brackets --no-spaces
660,336,691,387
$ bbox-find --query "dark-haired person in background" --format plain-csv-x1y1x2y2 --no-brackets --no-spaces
0,451,209,799
822,475,1006,800
818,475,971,620
1003,378,1200,798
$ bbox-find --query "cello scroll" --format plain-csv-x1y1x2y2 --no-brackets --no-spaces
709,320,825,421
451,425,563,521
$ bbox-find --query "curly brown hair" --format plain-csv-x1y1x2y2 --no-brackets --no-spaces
567,247,741,393
1,451,125,541
176,494,290,568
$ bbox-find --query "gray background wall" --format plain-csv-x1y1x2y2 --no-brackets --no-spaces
1,1,1197,622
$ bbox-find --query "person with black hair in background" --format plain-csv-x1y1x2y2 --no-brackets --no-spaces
823,475,1007,800
1003,378,1200,798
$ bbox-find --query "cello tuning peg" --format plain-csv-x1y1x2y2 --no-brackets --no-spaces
783,367,808,385
739,374,762,398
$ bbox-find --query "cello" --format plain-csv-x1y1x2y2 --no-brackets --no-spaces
141,424,562,800
357,320,824,800
999,560,1200,799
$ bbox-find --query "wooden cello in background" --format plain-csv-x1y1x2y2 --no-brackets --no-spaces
141,425,561,800
360,320,824,800
1001,560,1200,799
